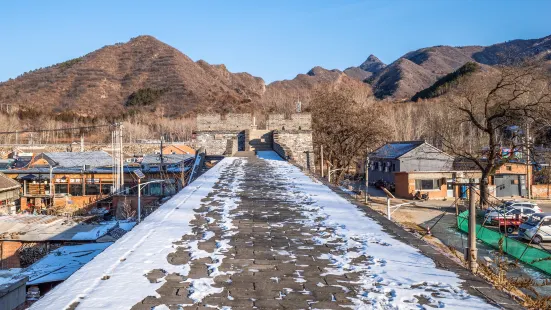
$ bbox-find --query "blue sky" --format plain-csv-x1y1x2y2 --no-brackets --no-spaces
1,0,550,83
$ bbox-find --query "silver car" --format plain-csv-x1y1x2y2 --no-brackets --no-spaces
519,213,551,244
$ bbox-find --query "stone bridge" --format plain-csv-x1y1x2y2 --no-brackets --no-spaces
31,152,515,310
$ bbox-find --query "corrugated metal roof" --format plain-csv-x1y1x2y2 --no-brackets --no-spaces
370,141,425,159
23,243,112,285
141,154,194,165
42,151,113,168
0,215,116,241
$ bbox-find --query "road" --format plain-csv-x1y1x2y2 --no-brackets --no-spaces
32,152,510,309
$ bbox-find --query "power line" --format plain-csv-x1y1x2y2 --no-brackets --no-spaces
0,124,115,135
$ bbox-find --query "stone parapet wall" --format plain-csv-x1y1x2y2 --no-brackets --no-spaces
273,130,314,171
266,114,312,131
195,131,245,155
196,113,252,131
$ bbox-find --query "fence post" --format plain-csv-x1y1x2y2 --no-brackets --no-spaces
387,198,391,220
467,181,478,273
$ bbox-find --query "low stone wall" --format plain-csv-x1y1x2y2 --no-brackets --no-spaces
273,130,314,171
195,131,244,155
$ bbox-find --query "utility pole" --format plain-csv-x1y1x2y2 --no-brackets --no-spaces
49,165,55,208
526,122,531,200
119,124,124,193
138,178,141,223
467,180,478,272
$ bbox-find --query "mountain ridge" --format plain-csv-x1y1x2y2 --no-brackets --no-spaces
347,34,551,99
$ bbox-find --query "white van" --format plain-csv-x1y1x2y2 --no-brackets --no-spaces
519,213,551,244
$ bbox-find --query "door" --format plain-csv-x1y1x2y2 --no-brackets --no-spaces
495,175,520,197
446,181,454,197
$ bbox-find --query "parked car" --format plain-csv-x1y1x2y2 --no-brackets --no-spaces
519,213,551,244
499,201,542,213
485,203,541,223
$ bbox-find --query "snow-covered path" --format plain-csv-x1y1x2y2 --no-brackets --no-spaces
31,152,499,309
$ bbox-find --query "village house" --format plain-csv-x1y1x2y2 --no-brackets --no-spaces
161,144,196,155
369,141,533,200
368,141,455,184
0,173,21,215
0,150,193,215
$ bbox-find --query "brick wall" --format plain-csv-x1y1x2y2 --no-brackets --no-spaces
196,114,252,131
266,114,312,131
0,241,22,269
495,163,530,175
532,184,551,198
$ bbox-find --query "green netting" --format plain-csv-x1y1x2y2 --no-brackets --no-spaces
457,211,551,275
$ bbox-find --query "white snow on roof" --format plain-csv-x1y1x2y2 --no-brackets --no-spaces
30,158,236,310
0,216,117,242
24,243,112,285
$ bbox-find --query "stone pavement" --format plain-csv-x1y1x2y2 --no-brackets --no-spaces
130,155,505,310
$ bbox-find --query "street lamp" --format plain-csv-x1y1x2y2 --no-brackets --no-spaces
136,179,165,223
133,169,164,223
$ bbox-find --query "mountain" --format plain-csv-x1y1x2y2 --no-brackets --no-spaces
347,35,551,100
0,35,267,119
262,66,372,111
0,36,372,119
343,54,386,82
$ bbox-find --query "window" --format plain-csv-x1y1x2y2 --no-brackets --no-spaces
101,184,112,195
147,183,162,196
506,166,512,171
55,184,68,194
85,184,100,195
392,164,396,171
70,184,83,196
415,179,440,190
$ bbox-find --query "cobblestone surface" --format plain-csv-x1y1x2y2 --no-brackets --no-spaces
129,157,364,309
130,156,497,310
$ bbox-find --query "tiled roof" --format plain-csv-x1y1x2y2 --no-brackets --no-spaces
369,141,425,159
141,154,194,165
42,151,113,168
0,172,19,191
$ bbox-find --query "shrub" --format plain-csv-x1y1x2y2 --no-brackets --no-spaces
125,88,167,107
412,62,480,101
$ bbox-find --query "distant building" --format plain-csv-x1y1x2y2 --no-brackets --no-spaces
162,144,196,155
29,151,113,168
0,173,21,215
368,141,454,184
370,141,533,199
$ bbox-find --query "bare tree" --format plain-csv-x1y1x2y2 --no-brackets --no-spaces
438,65,551,207
311,86,390,183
